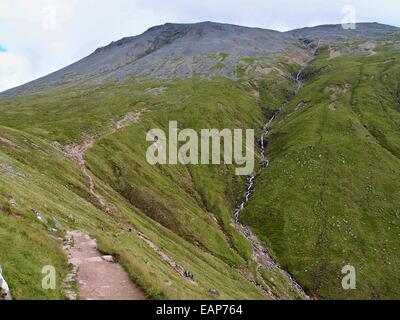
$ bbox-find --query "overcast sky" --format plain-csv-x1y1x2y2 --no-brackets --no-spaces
0,0,399,92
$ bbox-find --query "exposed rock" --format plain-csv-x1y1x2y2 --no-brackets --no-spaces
0,163,25,179
329,103,337,111
288,23,399,44
15,211,23,218
326,82,350,99
146,86,166,95
2,22,399,97
114,110,144,130
208,288,220,296
329,47,342,59
101,255,115,263
0,266,12,300
53,217,63,231
295,101,308,112
183,270,194,280
0,135,22,149
0,22,302,96
358,41,377,55
32,209,47,224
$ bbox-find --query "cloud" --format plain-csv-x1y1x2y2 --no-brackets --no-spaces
0,52,31,92
0,0,399,92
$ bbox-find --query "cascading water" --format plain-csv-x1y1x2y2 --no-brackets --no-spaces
231,111,309,298
233,112,275,222
234,42,319,221
230,41,319,299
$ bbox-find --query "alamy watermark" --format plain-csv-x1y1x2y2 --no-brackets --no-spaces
42,265,56,290
42,6,57,31
341,265,356,290
341,5,357,30
146,121,255,175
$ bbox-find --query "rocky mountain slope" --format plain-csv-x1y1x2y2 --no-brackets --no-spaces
3,22,398,97
1,22,299,96
1,21,400,300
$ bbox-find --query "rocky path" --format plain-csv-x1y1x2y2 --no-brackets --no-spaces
63,231,147,300
64,110,144,213
63,109,197,296
65,138,111,212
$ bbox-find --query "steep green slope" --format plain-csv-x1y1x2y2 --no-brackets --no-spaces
2,29,400,301
0,72,305,299
242,42,400,299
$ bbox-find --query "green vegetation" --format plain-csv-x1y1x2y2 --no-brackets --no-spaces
0,76,294,300
2,39,400,300
242,44,400,299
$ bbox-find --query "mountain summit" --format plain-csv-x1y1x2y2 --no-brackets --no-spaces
2,22,399,96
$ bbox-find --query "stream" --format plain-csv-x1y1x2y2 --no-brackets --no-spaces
233,112,275,222
231,41,320,298
231,111,308,298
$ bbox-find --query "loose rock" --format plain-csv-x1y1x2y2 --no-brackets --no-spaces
0,265,12,300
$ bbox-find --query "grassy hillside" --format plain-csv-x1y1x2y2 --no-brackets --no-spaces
2,35,400,300
241,42,400,299
0,72,305,299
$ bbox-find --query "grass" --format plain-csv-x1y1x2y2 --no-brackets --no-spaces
0,76,293,300
241,43,400,299
2,41,399,300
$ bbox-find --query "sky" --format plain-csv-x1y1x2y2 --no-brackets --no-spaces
0,0,399,92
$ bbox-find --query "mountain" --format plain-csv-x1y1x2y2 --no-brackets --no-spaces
1,21,400,300
288,22,400,42
3,22,399,97
1,22,299,96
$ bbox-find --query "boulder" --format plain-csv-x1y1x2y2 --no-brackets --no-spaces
101,255,115,263
53,217,63,231
32,209,47,224
0,266,12,300
208,288,220,296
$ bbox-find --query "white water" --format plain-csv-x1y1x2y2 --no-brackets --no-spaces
231,111,308,298
234,113,275,222
230,41,320,299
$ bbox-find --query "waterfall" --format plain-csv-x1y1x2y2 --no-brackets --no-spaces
234,112,275,222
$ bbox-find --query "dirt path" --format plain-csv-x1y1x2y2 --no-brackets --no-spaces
65,138,111,212
63,110,197,287
63,231,147,300
65,110,144,213
114,111,142,131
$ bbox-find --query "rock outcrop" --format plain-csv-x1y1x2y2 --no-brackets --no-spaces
0,266,12,300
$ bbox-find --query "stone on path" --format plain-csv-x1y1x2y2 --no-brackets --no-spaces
63,231,147,300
